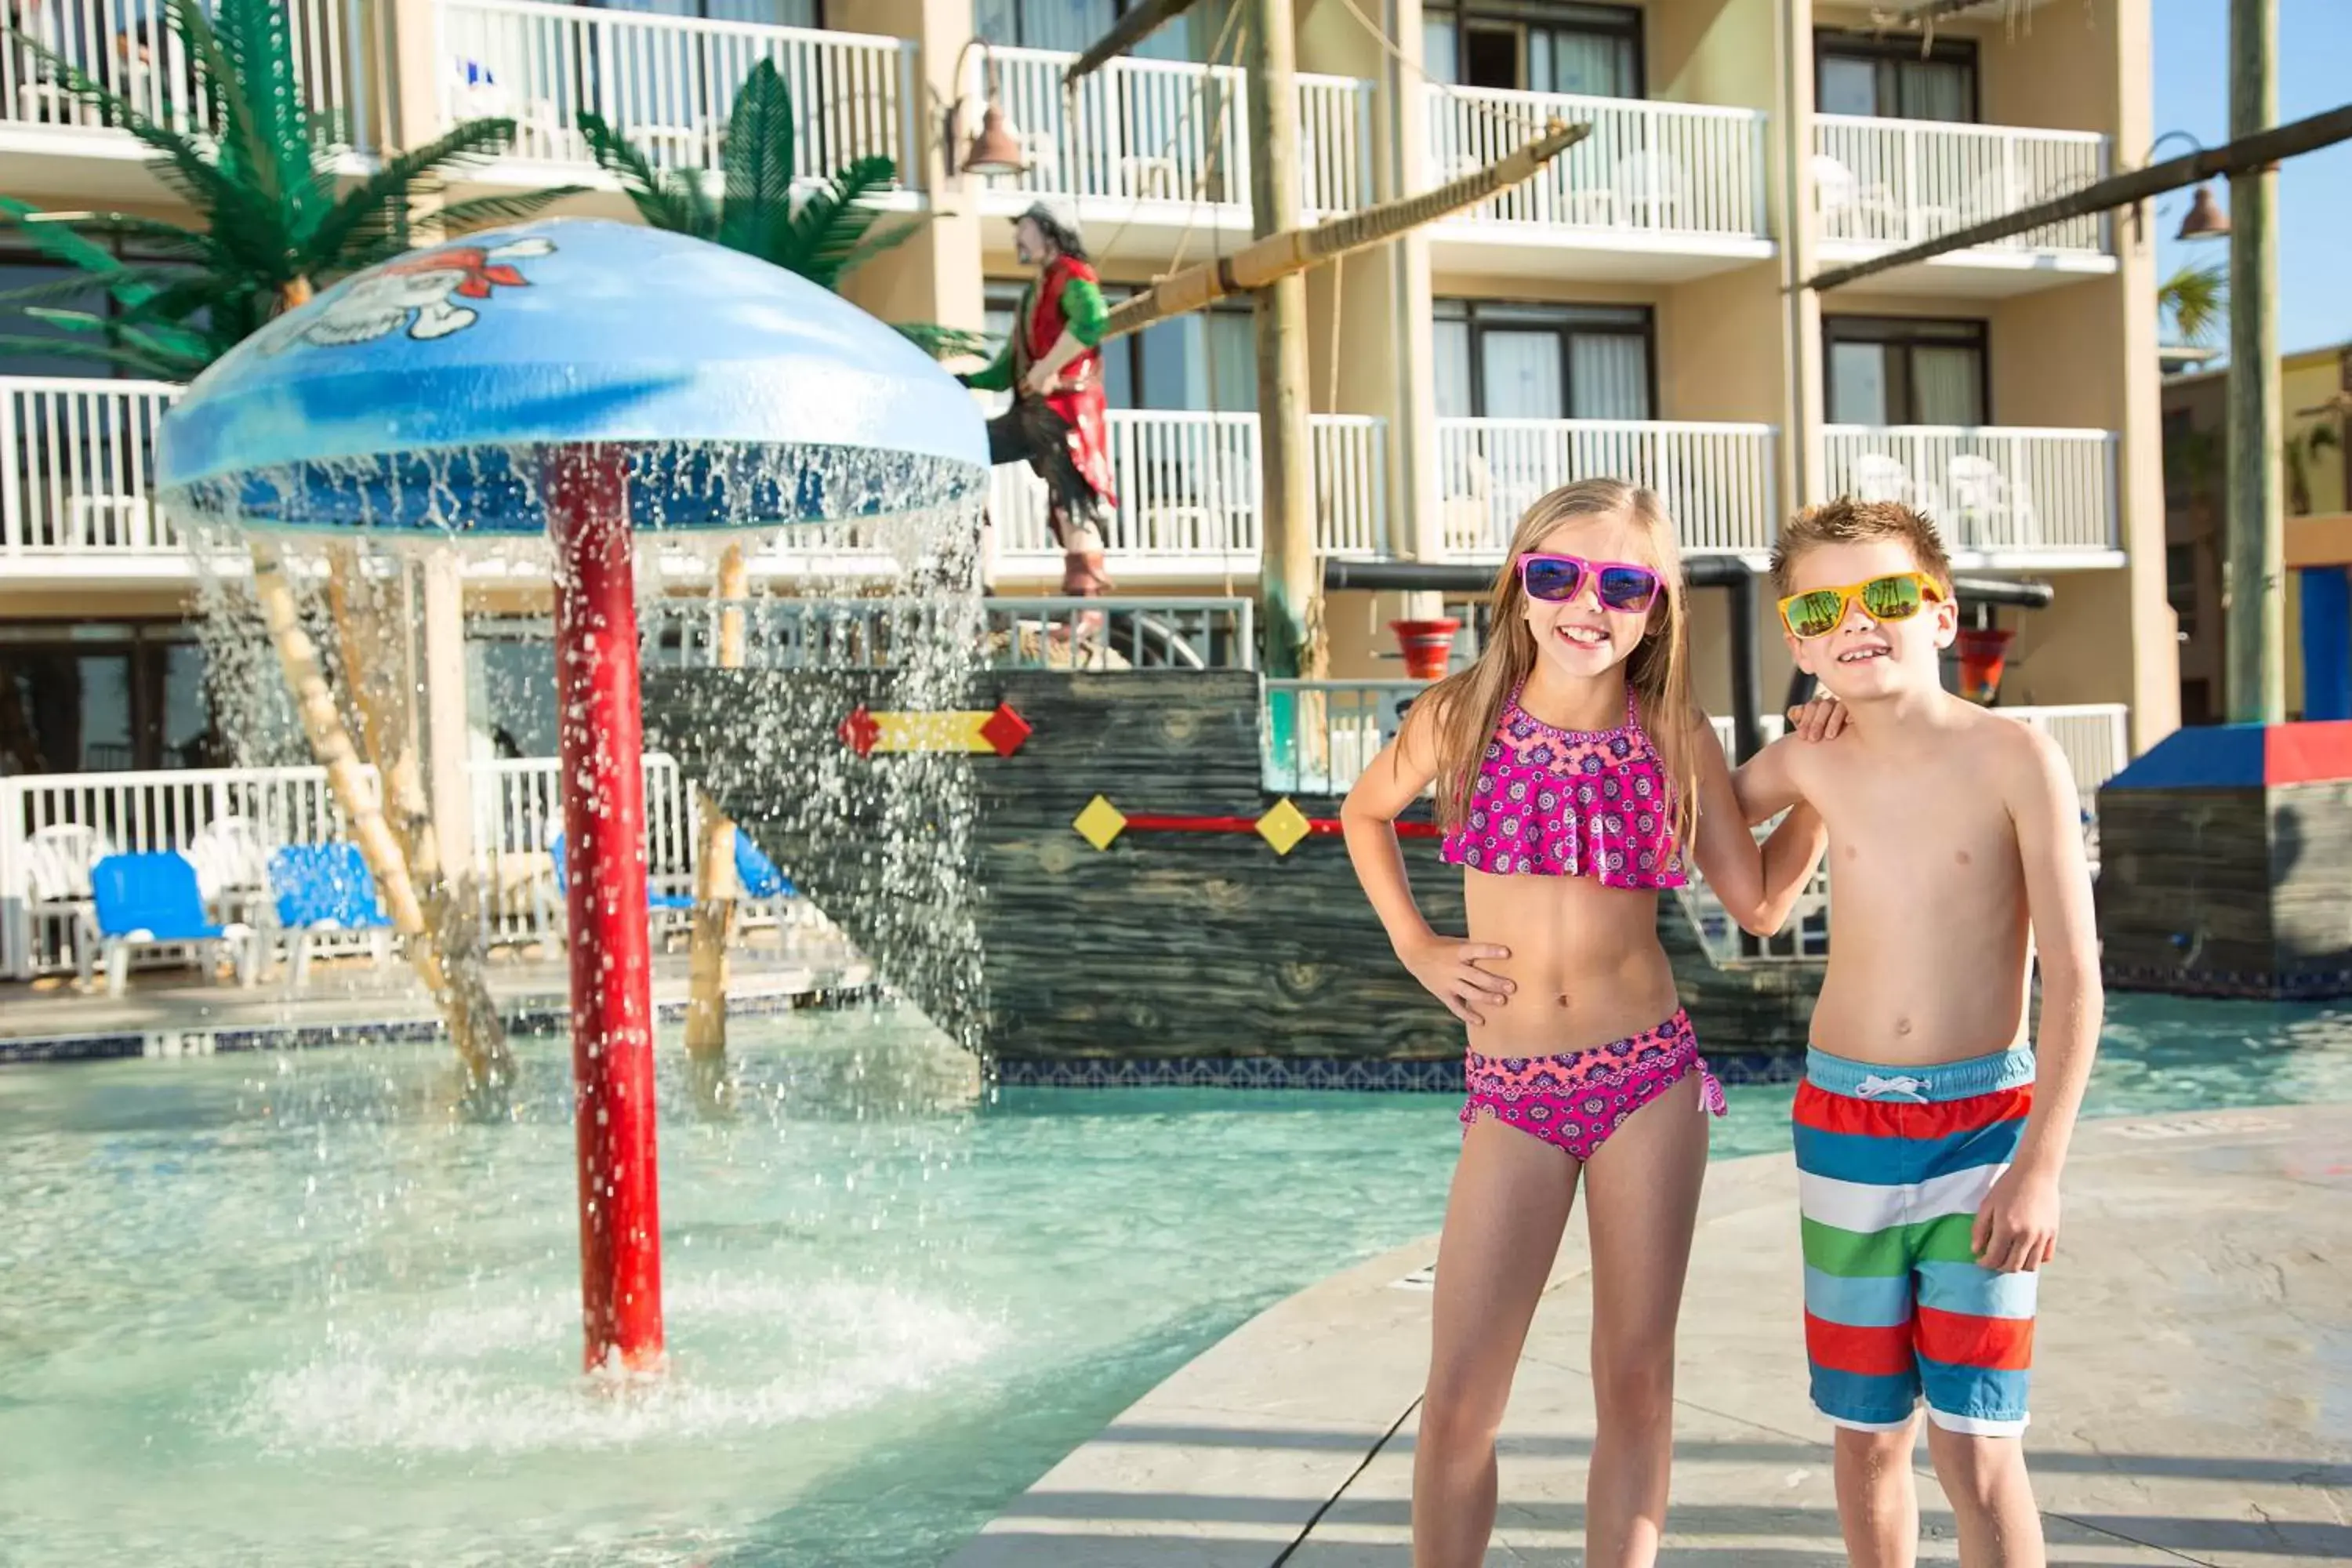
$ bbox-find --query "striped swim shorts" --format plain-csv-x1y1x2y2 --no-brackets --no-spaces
1795,1044,2038,1439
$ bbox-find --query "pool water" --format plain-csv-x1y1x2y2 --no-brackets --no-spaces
2,993,2347,1566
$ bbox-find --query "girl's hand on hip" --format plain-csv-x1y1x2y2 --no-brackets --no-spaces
1785,691,1849,742
1396,931,1513,1026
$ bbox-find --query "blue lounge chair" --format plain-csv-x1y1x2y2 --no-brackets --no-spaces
270,843,394,990
547,833,694,948
731,829,796,901
85,851,260,996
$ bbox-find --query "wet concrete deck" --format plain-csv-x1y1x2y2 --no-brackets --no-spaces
0,927,869,1054
949,1103,2352,1567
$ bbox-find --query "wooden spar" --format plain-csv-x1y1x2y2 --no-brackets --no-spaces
1808,102,2352,293
1097,119,1592,343
1062,0,1207,85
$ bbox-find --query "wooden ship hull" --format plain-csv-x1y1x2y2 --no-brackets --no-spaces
644,667,1824,1076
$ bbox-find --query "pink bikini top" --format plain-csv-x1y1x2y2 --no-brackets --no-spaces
1439,682,1687,888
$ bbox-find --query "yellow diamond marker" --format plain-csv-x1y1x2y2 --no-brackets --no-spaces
1255,797,1312,856
1073,794,1128,851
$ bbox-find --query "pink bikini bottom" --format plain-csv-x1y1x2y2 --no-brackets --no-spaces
1461,1007,1726,1162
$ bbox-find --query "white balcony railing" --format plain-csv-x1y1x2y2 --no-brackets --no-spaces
1812,115,2110,255
0,757,710,977
980,48,1370,214
1,376,183,560
1426,87,1769,240
1822,426,2118,556
1437,416,1778,557
990,409,1388,568
2,0,367,145
438,0,916,179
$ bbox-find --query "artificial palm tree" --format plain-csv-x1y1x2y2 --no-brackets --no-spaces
0,0,590,1091
578,58,989,361
0,0,583,373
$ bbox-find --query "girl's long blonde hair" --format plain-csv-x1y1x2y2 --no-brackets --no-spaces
1422,479,1700,851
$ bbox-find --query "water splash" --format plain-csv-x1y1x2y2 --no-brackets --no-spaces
231,1277,1005,1456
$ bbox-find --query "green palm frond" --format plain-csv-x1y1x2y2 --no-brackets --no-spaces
893,322,997,361
579,111,702,233
182,0,317,216
718,59,797,261
7,211,218,264
2158,261,2227,347
434,186,590,232
779,155,903,286
303,116,521,272
0,267,193,309
0,325,212,380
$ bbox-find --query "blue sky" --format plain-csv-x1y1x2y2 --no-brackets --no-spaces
2151,0,2351,356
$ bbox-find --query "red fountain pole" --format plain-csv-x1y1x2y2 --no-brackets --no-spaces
545,442,666,1376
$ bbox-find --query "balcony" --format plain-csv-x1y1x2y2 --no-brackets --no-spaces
1436,417,1779,559
1423,87,1772,282
986,410,1389,583
0,0,369,198
1811,116,2114,296
437,0,918,194
0,376,187,587
1822,425,2121,568
975,49,1372,260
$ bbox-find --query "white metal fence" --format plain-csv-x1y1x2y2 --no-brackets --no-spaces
990,409,1388,568
1823,426,2119,554
2,0,366,143
438,0,915,177
1261,679,1426,797
1427,86,1769,239
1812,114,2110,254
1,377,183,561
1,757,704,977
1436,416,1778,557
640,594,1258,670
976,49,1370,212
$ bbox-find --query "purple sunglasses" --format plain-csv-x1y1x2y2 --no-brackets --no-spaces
1516,552,1663,613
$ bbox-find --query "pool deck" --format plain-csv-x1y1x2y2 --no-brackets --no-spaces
0,931,872,1060
949,1103,2352,1567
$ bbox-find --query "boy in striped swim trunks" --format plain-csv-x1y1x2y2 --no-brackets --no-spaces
1736,500,2103,1568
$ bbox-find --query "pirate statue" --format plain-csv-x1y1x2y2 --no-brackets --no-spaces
960,200,1116,596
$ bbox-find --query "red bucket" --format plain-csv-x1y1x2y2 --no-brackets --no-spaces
1956,626,2014,703
1391,619,1462,681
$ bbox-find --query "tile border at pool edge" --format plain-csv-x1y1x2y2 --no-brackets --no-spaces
0,982,883,1066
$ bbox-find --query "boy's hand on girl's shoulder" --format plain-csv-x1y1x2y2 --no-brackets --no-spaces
1396,931,1513,1027
1973,1163,2062,1273
1785,692,1849,744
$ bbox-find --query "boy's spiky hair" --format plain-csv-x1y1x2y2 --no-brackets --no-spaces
1770,498,1956,597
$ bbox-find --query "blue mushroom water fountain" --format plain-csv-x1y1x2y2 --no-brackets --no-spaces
158,217,989,1374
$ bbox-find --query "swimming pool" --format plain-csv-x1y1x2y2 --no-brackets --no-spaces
2,993,2346,1566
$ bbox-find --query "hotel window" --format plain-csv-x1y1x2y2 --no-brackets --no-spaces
1824,315,1987,427
982,281,1254,412
975,0,1192,59
1432,300,1654,422
1815,31,1976,123
1423,1,1640,98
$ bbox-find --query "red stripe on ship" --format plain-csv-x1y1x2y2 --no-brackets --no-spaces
1793,1082,2033,1139
1120,814,1443,839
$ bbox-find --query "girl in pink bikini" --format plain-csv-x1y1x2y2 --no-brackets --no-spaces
1341,479,1828,1567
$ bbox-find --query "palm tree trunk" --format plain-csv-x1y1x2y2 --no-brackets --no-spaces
684,543,750,1065
249,539,513,1092
325,546,514,1089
